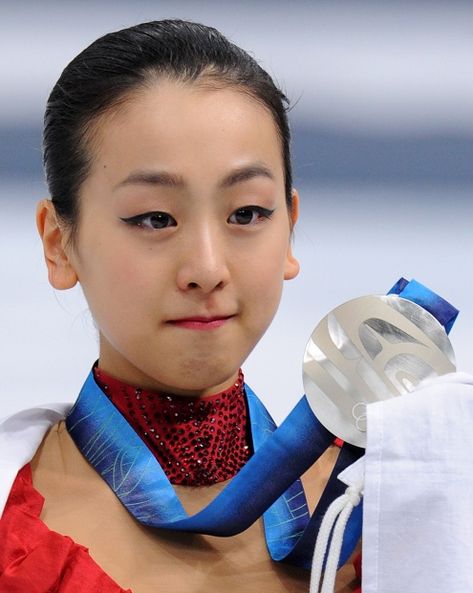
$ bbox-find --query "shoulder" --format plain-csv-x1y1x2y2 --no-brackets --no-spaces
0,403,71,516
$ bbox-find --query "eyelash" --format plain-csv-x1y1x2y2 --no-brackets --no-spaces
120,206,275,230
120,212,176,230
228,206,275,225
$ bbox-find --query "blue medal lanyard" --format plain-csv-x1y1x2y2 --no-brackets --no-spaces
66,278,458,569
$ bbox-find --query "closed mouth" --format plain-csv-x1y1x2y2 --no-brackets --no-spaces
167,315,235,330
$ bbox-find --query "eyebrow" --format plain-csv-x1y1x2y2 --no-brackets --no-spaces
219,164,274,188
114,163,275,191
115,171,184,190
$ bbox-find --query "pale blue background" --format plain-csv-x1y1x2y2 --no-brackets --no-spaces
1,1,472,420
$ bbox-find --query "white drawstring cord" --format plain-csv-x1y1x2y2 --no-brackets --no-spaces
310,485,362,593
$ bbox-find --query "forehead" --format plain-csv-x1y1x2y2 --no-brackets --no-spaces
86,80,285,186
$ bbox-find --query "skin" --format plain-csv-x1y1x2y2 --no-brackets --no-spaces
37,80,300,397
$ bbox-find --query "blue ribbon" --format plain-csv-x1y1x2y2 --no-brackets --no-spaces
389,277,459,334
66,278,457,569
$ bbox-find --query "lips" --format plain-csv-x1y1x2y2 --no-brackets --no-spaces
167,315,235,330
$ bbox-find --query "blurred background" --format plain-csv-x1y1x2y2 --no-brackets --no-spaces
1,0,472,420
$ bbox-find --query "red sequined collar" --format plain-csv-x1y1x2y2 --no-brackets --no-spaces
93,368,251,486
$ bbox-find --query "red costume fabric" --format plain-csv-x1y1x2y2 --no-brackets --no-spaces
353,552,362,593
0,464,130,593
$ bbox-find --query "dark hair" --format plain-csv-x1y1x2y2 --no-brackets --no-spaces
43,19,293,239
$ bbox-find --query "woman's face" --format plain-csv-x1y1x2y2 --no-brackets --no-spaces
46,81,299,396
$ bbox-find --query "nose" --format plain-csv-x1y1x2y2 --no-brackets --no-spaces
176,224,231,294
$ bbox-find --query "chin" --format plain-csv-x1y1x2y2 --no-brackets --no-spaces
170,359,240,395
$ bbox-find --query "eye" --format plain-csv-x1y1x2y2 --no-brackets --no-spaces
228,206,275,226
120,211,177,230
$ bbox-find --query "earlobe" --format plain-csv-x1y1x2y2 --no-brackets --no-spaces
284,189,300,280
36,199,78,290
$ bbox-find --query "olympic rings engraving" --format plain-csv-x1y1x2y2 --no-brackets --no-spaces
351,402,367,433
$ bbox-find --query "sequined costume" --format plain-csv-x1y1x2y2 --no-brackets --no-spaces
93,367,251,486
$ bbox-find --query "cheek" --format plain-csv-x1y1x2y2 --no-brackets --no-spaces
242,239,288,311
259,233,291,280
77,240,160,323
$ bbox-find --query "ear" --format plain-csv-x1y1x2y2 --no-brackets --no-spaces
284,189,300,280
36,199,78,290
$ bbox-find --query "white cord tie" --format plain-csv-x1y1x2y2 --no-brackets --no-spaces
345,485,362,506
309,484,363,593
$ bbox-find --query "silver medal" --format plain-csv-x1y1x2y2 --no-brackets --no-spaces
303,295,456,447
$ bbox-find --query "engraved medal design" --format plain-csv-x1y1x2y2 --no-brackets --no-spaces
303,295,456,447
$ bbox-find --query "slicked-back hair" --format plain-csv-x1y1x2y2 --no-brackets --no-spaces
43,19,293,240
